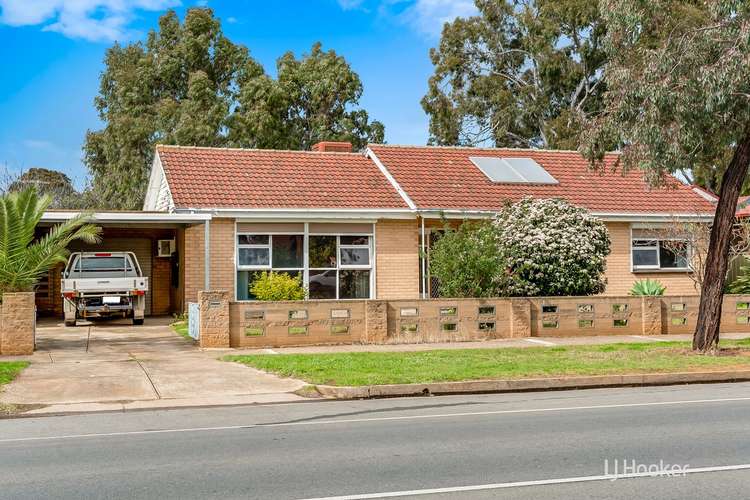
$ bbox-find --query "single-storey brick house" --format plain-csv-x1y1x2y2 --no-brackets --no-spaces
34,141,716,318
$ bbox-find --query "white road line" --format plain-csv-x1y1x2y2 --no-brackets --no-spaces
297,463,750,500
524,338,557,346
3,396,750,444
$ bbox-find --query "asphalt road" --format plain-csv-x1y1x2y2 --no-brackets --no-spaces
2,383,750,499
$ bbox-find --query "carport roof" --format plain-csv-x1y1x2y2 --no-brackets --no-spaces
41,211,211,224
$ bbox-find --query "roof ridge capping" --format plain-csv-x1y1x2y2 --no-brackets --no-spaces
155,144,364,155
367,143,622,155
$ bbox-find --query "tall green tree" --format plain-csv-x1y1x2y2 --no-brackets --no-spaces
422,0,606,148
6,168,77,208
85,9,383,209
230,42,384,151
581,0,750,351
0,187,100,294
85,8,249,209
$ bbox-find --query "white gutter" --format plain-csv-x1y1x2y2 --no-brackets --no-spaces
179,208,416,220
41,211,212,223
414,209,714,223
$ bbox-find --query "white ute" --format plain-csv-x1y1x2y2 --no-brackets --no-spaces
61,252,149,326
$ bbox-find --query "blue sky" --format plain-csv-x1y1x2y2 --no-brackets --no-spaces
0,0,477,187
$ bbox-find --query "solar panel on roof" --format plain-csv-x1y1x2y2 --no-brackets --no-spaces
469,157,524,183
503,158,559,184
469,156,558,185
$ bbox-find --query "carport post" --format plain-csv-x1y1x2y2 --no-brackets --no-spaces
204,219,210,290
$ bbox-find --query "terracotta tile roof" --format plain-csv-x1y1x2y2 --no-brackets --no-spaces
736,196,750,217
156,145,409,209
368,145,716,215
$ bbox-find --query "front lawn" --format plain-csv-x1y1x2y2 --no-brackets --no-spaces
0,361,29,387
225,340,750,386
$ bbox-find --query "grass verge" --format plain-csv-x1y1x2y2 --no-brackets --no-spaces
225,340,750,387
0,361,29,387
171,321,193,342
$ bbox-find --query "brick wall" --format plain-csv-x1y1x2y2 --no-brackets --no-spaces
603,222,699,295
1,292,35,355
375,219,420,299
184,218,235,307
222,294,750,348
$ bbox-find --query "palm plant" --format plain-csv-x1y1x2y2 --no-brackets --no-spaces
0,187,100,294
629,279,666,296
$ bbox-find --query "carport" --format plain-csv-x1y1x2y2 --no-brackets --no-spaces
36,211,211,319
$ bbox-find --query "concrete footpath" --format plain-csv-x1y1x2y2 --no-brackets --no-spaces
0,317,306,416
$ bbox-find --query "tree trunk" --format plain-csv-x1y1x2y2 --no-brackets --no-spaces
694,130,750,351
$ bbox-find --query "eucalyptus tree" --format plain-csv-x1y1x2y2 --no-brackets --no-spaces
581,0,750,351
85,9,383,209
422,0,607,149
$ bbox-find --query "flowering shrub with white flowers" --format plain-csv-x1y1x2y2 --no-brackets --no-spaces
494,197,611,296
429,197,611,298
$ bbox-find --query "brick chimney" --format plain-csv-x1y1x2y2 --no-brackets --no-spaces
311,141,353,153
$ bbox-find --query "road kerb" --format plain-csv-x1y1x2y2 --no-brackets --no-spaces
314,370,750,399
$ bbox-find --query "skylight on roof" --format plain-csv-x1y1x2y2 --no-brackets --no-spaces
469,157,558,185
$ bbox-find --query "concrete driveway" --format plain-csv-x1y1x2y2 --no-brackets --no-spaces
0,317,306,413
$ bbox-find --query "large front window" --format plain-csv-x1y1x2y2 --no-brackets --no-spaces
236,230,373,300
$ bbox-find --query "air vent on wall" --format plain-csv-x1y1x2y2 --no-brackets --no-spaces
469,157,558,185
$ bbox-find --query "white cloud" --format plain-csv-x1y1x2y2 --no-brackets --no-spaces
337,0,477,38
400,0,477,38
0,0,179,42
337,0,365,10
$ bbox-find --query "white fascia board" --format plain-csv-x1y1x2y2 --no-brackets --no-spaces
365,147,417,210
143,154,162,210
418,210,496,219
143,152,175,212
589,211,714,223
178,208,417,220
41,212,211,223
417,209,714,223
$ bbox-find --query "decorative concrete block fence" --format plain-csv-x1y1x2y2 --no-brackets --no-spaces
0,292,36,355
192,293,750,349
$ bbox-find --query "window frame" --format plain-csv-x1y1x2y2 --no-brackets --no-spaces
630,234,691,272
236,234,272,270
309,234,373,299
235,227,374,301
338,235,371,270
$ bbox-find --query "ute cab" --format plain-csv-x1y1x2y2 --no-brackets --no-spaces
61,252,149,326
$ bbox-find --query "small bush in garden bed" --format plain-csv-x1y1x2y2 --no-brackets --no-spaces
728,263,750,294
429,197,611,297
629,279,666,296
251,271,306,301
